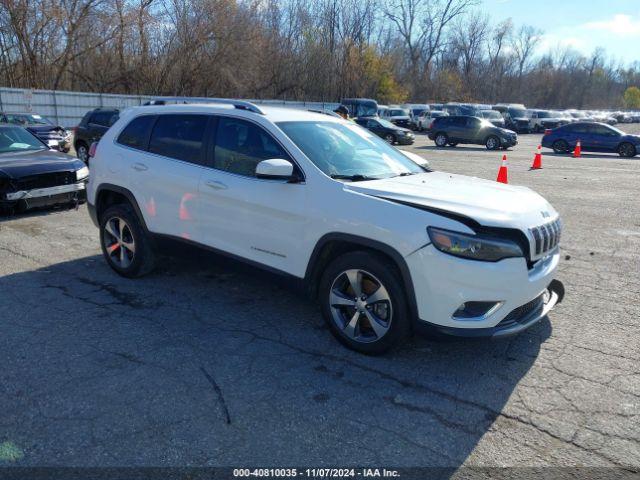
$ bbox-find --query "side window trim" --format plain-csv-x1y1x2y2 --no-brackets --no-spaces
208,114,305,182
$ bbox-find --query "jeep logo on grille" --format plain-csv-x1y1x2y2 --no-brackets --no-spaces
541,211,550,218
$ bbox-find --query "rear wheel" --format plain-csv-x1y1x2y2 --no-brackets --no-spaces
552,139,569,154
99,203,156,278
618,142,636,158
485,136,500,150
319,251,410,354
434,133,448,147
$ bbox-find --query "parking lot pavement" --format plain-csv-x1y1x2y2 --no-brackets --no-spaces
1,129,639,470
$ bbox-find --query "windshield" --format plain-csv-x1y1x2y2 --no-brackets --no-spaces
571,112,586,118
388,109,408,117
482,110,501,119
277,121,425,180
536,111,550,118
0,126,46,154
411,108,427,116
508,108,527,118
354,103,378,117
3,113,53,126
606,124,625,135
376,118,400,129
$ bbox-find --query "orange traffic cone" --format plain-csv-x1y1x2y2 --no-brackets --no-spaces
573,140,581,158
530,145,543,170
496,154,508,184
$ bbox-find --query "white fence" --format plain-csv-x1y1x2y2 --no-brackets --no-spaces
0,87,340,127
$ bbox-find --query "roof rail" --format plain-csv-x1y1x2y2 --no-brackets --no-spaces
143,97,265,115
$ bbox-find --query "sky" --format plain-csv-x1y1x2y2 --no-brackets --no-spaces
481,0,640,65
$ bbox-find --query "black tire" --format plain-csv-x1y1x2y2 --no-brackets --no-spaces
552,139,569,154
318,251,411,355
485,135,500,150
99,203,156,278
76,142,89,163
618,142,637,158
434,133,448,147
384,133,396,144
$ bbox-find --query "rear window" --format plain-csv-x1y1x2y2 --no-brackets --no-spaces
117,115,156,151
148,114,208,164
90,111,118,127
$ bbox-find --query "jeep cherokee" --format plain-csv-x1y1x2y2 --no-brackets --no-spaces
87,100,564,354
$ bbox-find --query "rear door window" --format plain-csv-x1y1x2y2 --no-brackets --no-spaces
148,114,209,165
213,117,290,177
90,111,117,127
117,115,156,151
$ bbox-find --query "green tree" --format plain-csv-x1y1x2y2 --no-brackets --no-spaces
623,86,640,109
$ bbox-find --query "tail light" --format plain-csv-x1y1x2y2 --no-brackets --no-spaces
544,129,552,135
88,142,98,158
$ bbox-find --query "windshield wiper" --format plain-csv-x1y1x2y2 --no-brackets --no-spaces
329,174,378,182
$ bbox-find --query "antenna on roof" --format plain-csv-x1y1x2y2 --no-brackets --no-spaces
143,97,265,115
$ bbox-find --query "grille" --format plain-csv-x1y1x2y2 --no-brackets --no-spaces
15,171,75,191
529,218,562,258
497,294,545,328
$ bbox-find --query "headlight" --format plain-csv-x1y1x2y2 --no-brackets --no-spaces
76,166,89,181
427,227,523,262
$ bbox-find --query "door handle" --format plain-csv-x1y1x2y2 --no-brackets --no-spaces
132,162,148,171
205,180,228,190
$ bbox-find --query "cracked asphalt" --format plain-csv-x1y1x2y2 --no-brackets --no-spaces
0,126,639,471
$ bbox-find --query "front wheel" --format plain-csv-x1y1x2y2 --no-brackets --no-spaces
485,136,500,150
618,142,637,158
99,203,156,278
76,142,89,163
384,134,396,144
319,251,410,354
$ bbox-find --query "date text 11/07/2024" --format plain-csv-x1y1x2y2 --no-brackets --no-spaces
232,468,400,477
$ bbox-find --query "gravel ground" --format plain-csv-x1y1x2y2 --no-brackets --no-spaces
0,125,639,472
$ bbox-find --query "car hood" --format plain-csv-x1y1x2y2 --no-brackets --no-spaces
623,134,640,143
26,124,66,133
345,171,557,230
0,149,83,178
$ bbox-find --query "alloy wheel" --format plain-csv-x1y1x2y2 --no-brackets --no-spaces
103,216,136,269
486,137,498,149
328,269,392,343
435,134,447,146
77,145,88,162
620,143,635,157
385,134,395,144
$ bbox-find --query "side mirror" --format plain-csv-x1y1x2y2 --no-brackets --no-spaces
400,150,430,170
256,159,297,181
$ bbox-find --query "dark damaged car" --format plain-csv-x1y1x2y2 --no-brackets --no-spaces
1,112,72,153
0,125,89,213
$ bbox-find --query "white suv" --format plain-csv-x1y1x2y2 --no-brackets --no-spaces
87,100,564,354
